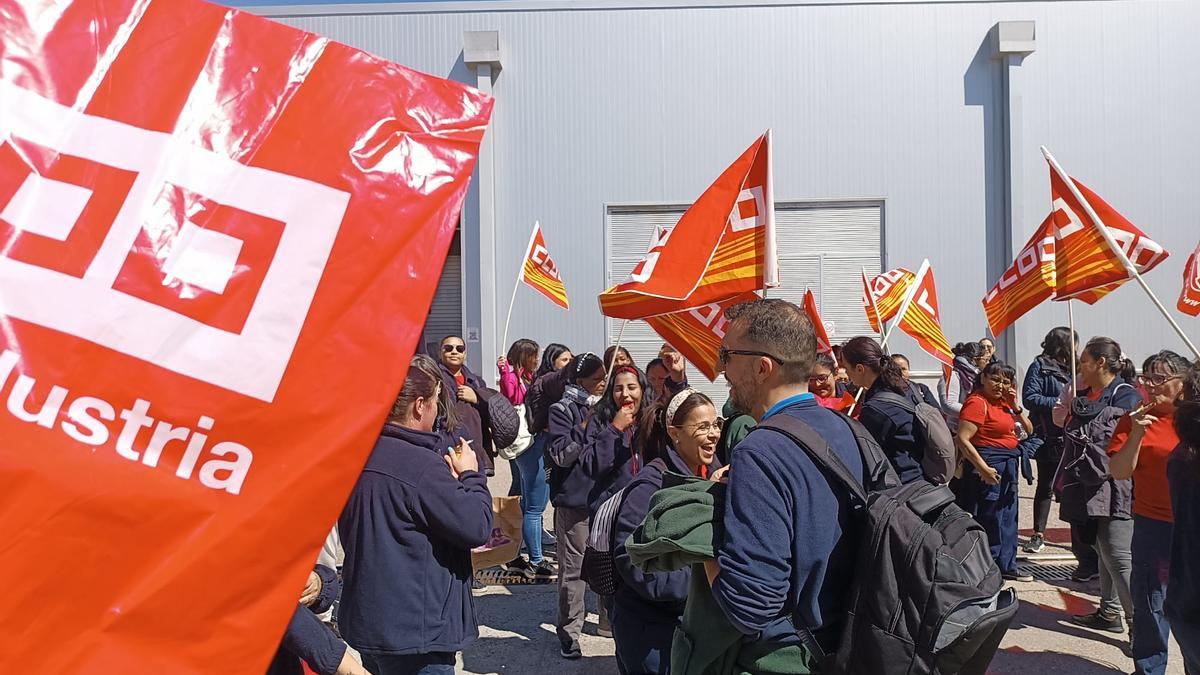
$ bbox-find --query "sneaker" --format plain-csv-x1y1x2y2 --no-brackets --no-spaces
1071,567,1101,583
559,638,582,659
523,560,557,581
1002,570,1035,582
1023,533,1046,553
503,557,532,574
1070,610,1124,633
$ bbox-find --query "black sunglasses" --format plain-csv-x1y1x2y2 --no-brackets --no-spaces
718,346,786,366
442,344,466,354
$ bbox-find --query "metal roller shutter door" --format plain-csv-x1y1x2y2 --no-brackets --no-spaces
422,252,463,358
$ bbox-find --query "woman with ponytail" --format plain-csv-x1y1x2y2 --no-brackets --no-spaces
842,336,927,484
608,389,723,674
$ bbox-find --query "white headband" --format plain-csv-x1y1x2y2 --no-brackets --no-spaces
665,387,696,425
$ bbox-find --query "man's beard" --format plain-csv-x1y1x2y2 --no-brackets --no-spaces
728,372,753,414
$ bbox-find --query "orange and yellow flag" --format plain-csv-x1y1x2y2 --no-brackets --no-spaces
643,291,760,381
863,268,916,333
1048,165,1168,302
598,132,776,319
520,221,569,310
983,215,1056,336
1180,241,1200,317
897,261,954,368
803,289,836,361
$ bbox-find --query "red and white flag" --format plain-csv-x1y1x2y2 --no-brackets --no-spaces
982,215,1057,336
599,132,776,319
0,2,491,671
520,221,569,309
1180,240,1200,317
643,291,760,381
803,289,836,362
896,260,954,368
1047,160,1169,302
863,267,916,333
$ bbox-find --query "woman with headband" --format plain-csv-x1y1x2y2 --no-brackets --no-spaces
608,388,723,675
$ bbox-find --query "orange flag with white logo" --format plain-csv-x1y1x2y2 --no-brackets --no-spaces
644,291,760,381
863,267,916,333
1180,241,1200,317
896,261,954,368
520,221,569,309
983,215,1057,336
803,289,836,362
1048,165,1169,302
598,132,776,319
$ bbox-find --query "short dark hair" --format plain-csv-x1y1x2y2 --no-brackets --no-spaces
724,298,816,382
1040,327,1077,366
506,338,539,372
972,360,1018,393
538,343,571,377
1143,350,1191,377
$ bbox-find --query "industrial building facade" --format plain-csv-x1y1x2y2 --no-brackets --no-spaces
247,0,1200,395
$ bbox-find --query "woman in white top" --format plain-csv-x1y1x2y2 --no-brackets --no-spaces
939,341,989,431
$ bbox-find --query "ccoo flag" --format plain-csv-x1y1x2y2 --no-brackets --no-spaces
598,132,776,319
520,221,569,309
1047,161,1169,302
643,291,760,381
863,267,916,333
802,289,836,362
896,260,954,368
982,215,1056,336
1180,240,1200,317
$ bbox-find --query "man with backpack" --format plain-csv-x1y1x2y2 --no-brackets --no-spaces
707,299,1017,674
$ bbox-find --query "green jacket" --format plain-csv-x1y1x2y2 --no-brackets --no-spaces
719,401,756,464
627,474,815,675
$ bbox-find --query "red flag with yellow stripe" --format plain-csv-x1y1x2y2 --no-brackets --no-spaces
520,221,569,310
897,261,954,368
803,289,835,361
598,133,776,319
982,215,1056,336
644,291,760,381
863,267,916,333
1180,241,1200,317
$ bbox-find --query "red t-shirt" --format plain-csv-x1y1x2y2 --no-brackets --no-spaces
1107,412,1179,522
959,393,1019,450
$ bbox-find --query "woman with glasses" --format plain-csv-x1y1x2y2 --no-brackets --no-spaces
437,335,493,475
809,353,854,412
609,389,724,674
953,360,1035,581
1108,351,1190,674
841,336,930,484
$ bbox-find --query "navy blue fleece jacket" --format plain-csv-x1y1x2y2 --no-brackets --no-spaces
545,385,594,510
581,418,638,514
712,394,865,646
858,382,925,484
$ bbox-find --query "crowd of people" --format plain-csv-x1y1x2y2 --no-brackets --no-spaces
270,297,1200,675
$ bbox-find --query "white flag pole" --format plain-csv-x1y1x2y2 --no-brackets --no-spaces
501,222,541,353
608,319,629,375
763,129,779,290
881,259,931,352
1041,146,1199,359
1068,299,1078,385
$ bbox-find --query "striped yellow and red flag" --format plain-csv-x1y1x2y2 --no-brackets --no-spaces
863,267,916,333
802,289,836,361
520,221,569,309
644,291,760,381
1048,166,1169,302
598,132,776,319
982,215,1056,336
897,261,954,368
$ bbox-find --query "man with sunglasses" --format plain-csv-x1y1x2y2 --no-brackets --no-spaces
703,299,878,664
438,336,493,476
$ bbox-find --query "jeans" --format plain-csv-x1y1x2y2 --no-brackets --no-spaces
1096,517,1135,618
956,449,1019,573
361,652,455,675
514,434,550,563
556,505,589,643
1168,615,1200,675
1132,515,1173,675
612,601,676,675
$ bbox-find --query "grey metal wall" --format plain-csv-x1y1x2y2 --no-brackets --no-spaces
265,0,1200,378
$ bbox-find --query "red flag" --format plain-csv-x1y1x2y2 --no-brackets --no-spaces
803,289,835,361
598,133,776,319
1048,164,1169,301
0,3,491,671
897,261,954,367
863,267,916,332
520,221,569,309
1180,240,1200,317
982,215,1056,336
643,291,760,381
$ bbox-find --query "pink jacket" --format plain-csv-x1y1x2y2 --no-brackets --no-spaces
498,362,531,405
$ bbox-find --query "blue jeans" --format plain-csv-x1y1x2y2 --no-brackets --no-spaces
514,434,550,563
1132,515,1173,675
956,449,1019,573
361,652,455,675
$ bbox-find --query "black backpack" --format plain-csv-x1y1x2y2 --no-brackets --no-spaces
863,390,958,484
756,414,1018,675
525,369,566,434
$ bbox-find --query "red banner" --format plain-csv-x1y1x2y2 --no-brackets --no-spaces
983,215,1056,336
1048,166,1169,302
521,221,569,309
0,2,491,671
1180,241,1200,317
644,291,760,381
897,262,954,368
863,267,916,333
803,289,835,361
598,133,776,319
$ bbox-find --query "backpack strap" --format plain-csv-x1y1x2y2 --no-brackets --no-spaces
756,415,869,505
866,390,918,414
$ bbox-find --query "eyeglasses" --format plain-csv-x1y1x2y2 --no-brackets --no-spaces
1138,373,1180,387
808,373,832,385
718,346,786,366
442,344,466,354
985,375,1013,387
674,419,724,435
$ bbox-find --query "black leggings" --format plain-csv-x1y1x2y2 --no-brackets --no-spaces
1033,453,1058,533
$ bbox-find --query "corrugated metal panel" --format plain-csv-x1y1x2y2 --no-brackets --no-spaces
422,253,462,357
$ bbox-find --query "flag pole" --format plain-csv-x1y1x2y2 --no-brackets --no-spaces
501,221,541,353
1041,146,1200,359
862,267,887,343
608,319,629,375
1068,298,1078,385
